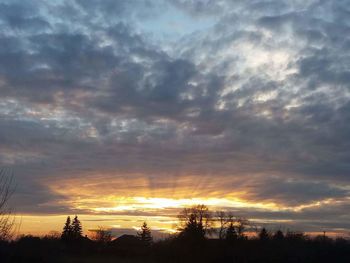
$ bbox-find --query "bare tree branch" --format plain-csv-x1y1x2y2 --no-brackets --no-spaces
0,168,16,241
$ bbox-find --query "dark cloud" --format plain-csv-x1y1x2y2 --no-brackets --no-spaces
0,1,50,32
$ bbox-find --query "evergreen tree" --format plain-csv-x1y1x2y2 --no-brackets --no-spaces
182,214,205,240
61,216,72,241
72,215,83,240
137,222,153,245
225,222,237,242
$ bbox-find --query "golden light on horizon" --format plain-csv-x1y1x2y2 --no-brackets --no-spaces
35,174,340,216
13,174,345,237
92,196,280,213
43,175,342,215
14,193,345,237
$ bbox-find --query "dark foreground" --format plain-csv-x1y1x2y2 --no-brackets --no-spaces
1,234,350,263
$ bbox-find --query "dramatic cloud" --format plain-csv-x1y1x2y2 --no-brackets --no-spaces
0,0,350,234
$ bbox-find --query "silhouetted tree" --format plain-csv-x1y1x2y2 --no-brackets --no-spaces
2,217,350,263
71,215,82,240
0,169,16,241
236,217,249,239
286,230,307,241
215,211,238,242
273,229,284,240
90,226,112,244
225,222,237,242
314,233,332,243
178,205,213,242
216,211,228,240
44,231,61,240
258,227,270,241
137,222,153,245
61,216,73,241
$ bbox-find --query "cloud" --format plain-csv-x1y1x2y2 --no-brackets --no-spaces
0,0,350,233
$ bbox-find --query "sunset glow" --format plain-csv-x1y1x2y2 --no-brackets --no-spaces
1,0,350,240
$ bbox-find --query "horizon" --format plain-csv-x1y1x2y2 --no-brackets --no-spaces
1,0,350,238
16,213,347,240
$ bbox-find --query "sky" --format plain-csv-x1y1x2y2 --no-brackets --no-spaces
1,0,350,237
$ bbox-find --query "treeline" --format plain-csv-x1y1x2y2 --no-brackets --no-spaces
0,205,350,262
